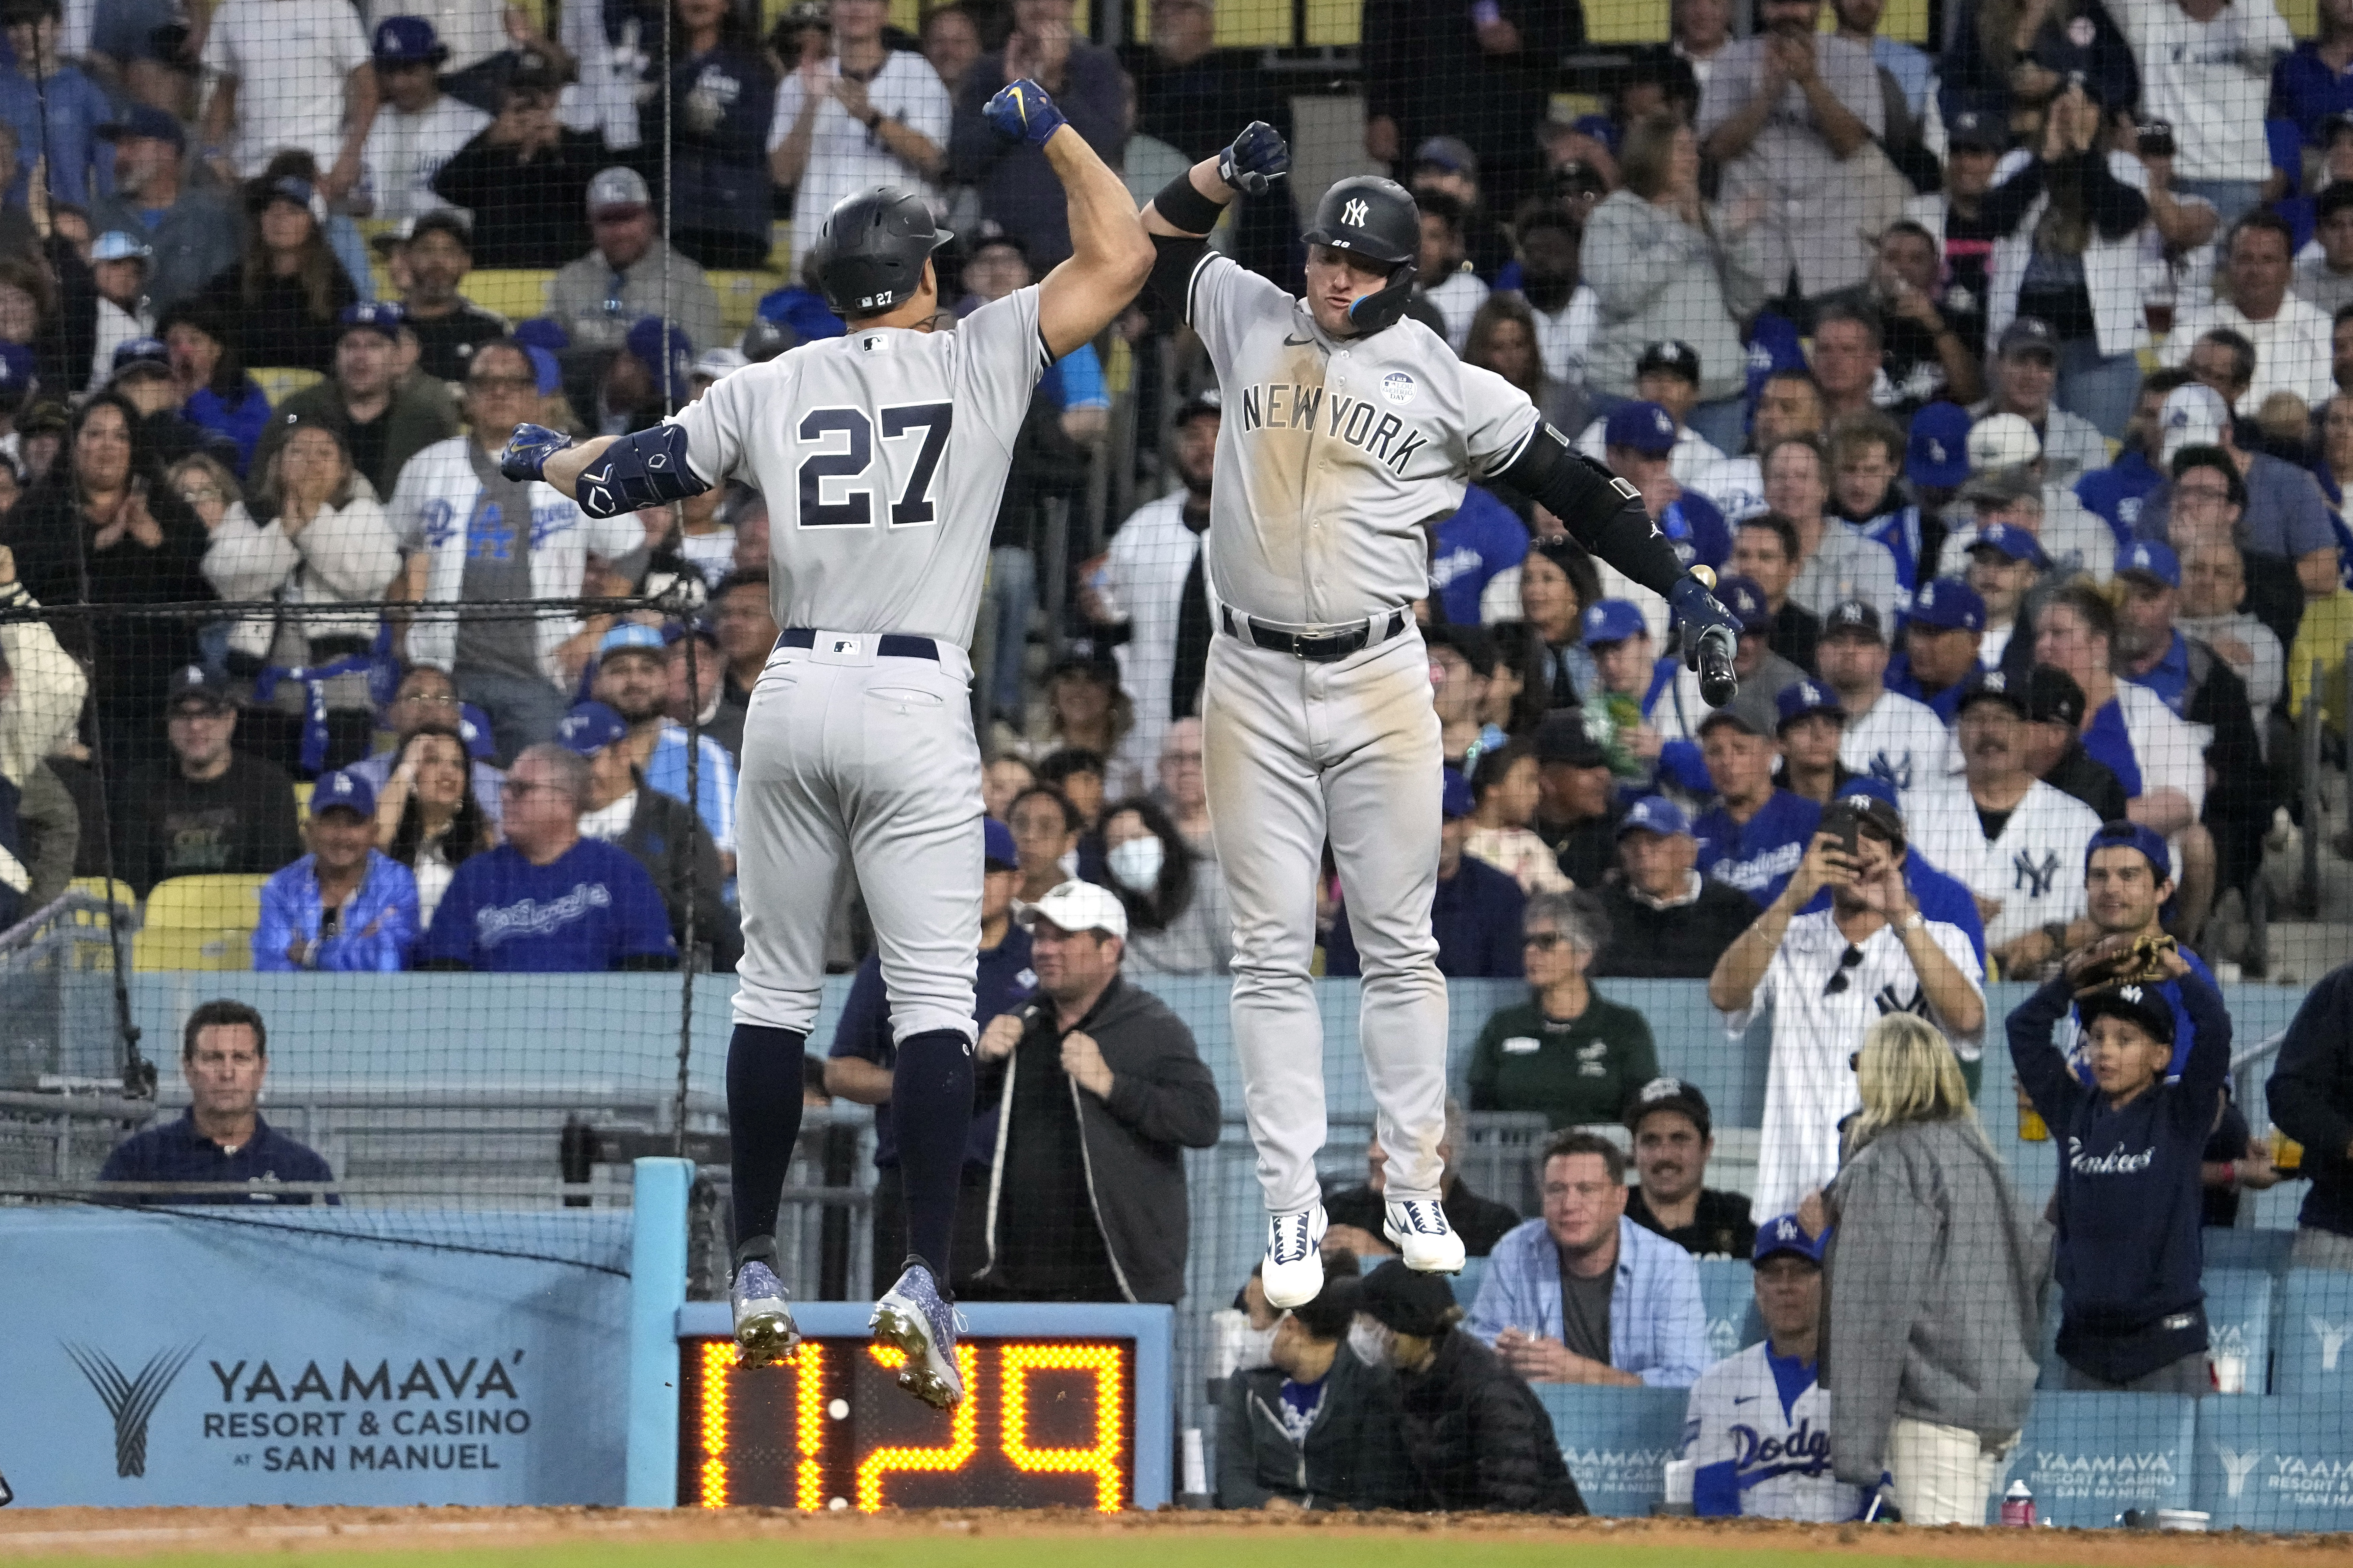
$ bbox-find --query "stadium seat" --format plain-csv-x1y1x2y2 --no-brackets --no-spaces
1693,1256,1762,1362
2202,1268,2274,1394
131,874,269,971
1452,1253,1488,1310
2273,1269,2353,1397
1534,1383,1687,1517
2204,1227,2296,1275
709,270,775,336
248,366,321,405
463,270,554,322
1993,1391,2198,1527
2195,1395,2340,1530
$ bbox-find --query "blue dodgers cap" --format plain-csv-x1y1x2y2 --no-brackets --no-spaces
598,622,667,661
1440,767,1475,819
525,343,562,395
1714,574,1771,631
1617,794,1691,838
309,766,376,819
1968,522,2048,567
95,102,185,149
371,13,446,62
2119,539,2181,589
456,703,495,760
338,300,405,341
625,317,694,401
2086,818,2172,882
1906,401,1972,489
1581,598,1650,647
556,700,627,755
1753,1212,1830,1267
1775,678,1842,730
0,339,33,389
1908,577,1986,632
1603,400,1679,456
514,316,569,353
984,816,1018,870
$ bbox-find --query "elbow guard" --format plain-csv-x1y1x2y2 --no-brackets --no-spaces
1494,423,1687,601
575,423,711,520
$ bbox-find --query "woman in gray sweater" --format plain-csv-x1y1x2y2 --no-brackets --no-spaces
1820,1013,2041,1526
1580,111,1768,454
1097,796,1231,976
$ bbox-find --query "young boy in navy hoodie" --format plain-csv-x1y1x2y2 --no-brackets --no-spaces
2008,942,2231,1393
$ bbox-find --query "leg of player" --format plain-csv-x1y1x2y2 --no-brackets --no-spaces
843,652,987,1411
1203,635,1334,1310
725,658,850,1365
1317,638,1462,1275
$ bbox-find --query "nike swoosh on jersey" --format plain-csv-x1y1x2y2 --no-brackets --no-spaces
1284,333,1314,346
1732,1395,1758,1404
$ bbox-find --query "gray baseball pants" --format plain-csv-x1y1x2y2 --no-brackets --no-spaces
732,632,984,1044
1202,624,1447,1213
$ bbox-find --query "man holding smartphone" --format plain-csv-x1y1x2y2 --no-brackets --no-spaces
1706,788,1987,1218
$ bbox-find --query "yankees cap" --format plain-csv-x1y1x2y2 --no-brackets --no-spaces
1828,779,1907,849
1635,340,1701,383
2023,664,2087,727
1997,316,2060,361
1753,1212,1830,1267
2076,981,2176,1045
1623,1074,1712,1137
1947,109,2004,151
1822,598,1885,644
1955,667,2029,719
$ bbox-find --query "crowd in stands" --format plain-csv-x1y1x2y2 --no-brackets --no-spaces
5,0,2353,1524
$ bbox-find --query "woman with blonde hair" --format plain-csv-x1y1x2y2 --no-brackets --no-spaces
1821,1011,2040,1527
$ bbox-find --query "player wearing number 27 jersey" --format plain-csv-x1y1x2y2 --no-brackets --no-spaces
1138,125,1750,1314
501,78,1152,1411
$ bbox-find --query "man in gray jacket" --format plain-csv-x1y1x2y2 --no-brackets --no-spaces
968,880,1221,1303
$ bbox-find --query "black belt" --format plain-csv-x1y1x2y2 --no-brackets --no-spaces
777,627,940,661
1219,606,1409,662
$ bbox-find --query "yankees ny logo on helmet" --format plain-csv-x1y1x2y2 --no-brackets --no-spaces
1343,198,1368,226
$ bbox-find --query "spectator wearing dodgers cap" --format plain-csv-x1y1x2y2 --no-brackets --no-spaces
1944,409,2114,581
561,697,742,972
1885,578,1986,722
1573,340,1732,482
252,766,421,971
1961,522,2047,681
1770,677,1854,807
1643,573,1808,747
1590,796,1760,979
1601,400,1731,578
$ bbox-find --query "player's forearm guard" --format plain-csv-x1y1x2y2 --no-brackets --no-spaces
1152,170,1227,236
1494,423,1686,600
575,423,712,520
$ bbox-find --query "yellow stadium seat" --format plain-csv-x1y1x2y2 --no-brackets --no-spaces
67,876,138,927
292,780,314,824
250,366,322,406
710,270,777,336
132,874,269,972
463,269,555,322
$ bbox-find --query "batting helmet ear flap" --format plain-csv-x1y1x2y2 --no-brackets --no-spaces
1345,261,1419,335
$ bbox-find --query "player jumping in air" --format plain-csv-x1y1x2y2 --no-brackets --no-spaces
502,81,1151,1409
1139,125,1745,1308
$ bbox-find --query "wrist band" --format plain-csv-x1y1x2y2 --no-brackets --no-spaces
1153,169,1225,234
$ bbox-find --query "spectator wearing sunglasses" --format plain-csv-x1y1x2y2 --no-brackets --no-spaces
1707,787,1987,1219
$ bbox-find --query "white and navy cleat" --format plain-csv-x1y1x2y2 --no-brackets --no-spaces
1260,1203,1329,1309
1384,1197,1466,1274
729,1243,800,1367
869,1263,966,1410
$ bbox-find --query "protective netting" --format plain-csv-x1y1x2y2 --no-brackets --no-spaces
0,0,2350,1526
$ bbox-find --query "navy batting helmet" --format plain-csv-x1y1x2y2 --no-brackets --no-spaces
817,185,953,318
1302,175,1420,334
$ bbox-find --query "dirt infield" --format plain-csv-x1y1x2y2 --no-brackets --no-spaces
4,1508,2352,1567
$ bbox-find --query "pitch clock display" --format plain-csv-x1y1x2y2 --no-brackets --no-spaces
678,1336,1135,1512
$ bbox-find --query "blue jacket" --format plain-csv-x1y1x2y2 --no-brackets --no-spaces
1464,1214,1709,1387
0,64,113,207
251,850,420,972
1323,853,1527,980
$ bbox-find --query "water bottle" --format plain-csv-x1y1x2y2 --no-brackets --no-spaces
2000,1478,2036,1527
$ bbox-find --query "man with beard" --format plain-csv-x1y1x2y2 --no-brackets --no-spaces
1090,389,1219,794
251,303,460,497
1511,208,1597,397
387,213,512,382
1962,523,2045,681
90,104,239,312
1622,1078,1754,1258
588,624,739,875
1910,670,2100,957
1815,600,1952,814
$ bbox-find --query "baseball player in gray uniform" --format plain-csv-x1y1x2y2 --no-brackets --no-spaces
501,80,1151,1410
1139,125,1745,1309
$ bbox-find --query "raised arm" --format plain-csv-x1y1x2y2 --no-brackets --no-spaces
978,80,1153,360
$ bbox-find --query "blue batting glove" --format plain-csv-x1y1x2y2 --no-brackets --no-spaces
499,422,573,483
1669,572,1743,673
985,78,1066,147
1217,120,1290,195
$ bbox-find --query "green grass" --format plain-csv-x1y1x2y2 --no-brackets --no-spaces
0,1534,2019,1568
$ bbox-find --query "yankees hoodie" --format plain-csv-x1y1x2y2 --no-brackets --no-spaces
2008,968,2231,1384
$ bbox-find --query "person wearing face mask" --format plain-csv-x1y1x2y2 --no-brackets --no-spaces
1214,1253,1412,1511
1354,1259,1587,1514
1093,796,1230,976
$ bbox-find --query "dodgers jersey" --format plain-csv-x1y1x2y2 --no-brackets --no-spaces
1683,1341,1865,1521
670,284,1048,647
1182,252,1543,624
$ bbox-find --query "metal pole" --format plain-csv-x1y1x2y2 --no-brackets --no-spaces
2303,656,2326,917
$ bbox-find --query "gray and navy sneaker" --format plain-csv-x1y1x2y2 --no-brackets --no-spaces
869,1263,965,1410
1260,1203,1328,1309
730,1239,799,1367
1383,1196,1465,1274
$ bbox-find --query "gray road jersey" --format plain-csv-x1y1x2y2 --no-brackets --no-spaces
672,284,1048,646
1184,252,1542,625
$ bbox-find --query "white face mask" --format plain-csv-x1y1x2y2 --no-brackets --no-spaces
1347,1316,1397,1370
1106,833,1165,891
1232,1322,1279,1372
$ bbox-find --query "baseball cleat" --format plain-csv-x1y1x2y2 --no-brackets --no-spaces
1384,1197,1466,1274
730,1251,800,1367
869,1264,965,1409
1260,1203,1328,1309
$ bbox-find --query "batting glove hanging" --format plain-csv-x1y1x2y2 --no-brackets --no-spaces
985,78,1066,146
1218,120,1290,194
498,422,574,483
